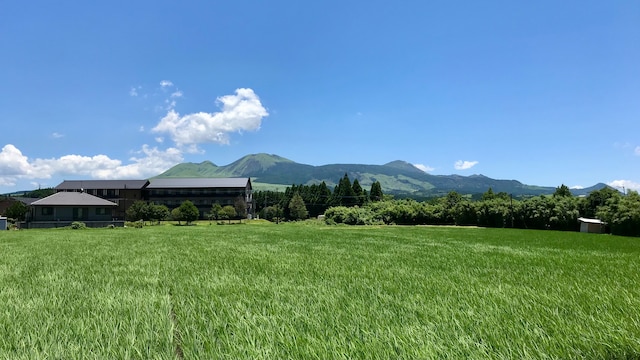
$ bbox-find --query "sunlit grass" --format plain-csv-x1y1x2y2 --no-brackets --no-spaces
1,223,639,358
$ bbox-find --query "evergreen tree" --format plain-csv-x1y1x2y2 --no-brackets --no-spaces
481,188,495,201
370,181,383,202
352,179,364,206
333,173,356,206
553,184,572,197
288,193,309,220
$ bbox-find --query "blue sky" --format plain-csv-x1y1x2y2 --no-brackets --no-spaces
1,1,639,193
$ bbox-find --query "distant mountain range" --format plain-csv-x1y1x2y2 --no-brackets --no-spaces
155,153,609,198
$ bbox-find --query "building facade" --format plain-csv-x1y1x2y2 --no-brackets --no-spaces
146,178,253,218
56,180,149,220
53,178,253,220
27,192,119,228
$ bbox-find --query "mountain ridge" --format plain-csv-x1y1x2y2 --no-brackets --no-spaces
155,153,610,197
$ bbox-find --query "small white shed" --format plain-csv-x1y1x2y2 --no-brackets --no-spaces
0,216,7,230
578,217,604,234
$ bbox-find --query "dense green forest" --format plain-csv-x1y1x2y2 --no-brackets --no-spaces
255,175,640,237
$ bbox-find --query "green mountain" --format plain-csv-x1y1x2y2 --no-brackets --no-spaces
155,153,609,197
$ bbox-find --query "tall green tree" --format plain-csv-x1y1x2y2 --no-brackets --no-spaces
126,200,150,222
370,181,383,202
4,201,28,221
219,205,237,224
598,190,640,236
209,203,223,221
288,193,309,220
234,196,247,219
332,173,356,206
178,200,199,225
352,179,364,206
149,203,170,224
581,186,619,218
553,184,572,197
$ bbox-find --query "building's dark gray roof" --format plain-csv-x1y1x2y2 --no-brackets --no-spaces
55,180,149,190
31,192,118,206
147,178,251,189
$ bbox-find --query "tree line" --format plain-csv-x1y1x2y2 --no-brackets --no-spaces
253,174,384,221
322,184,640,237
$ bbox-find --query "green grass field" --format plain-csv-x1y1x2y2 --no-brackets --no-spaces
1,223,639,359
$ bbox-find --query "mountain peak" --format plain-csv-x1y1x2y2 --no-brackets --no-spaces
225,153,295,174
384,160,425,174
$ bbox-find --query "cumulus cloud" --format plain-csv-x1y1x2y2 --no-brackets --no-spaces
160,80,173,88
414,164,434,172
51,132,64,139
635,146,640,156
171,91,183,98
570,185,584,190
608,180,640,192
129,87,139,97
0,145,36,183
454,160,478,170
0,143,183,186
152,88,268,146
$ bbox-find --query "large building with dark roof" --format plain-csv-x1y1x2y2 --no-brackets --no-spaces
56,180,149,220
53,178,252,220
146,178,252,218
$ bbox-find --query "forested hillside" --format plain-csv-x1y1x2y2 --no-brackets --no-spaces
156,153,608,197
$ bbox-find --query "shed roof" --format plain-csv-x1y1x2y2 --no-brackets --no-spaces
147,178,251,189
56,180,149,190
577,217,604,225
31,192,118,207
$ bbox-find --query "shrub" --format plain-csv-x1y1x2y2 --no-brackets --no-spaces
125,220,145,228
70,221,87,230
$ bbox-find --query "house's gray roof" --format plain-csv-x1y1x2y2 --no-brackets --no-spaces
147,178,251,189
31,192,118,206
55,180,149,190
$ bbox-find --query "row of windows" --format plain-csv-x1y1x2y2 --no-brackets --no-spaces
149,189,247,196
40,207,112,216
157,199,235,207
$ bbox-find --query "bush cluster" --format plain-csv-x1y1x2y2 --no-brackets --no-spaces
70,221,86,230
323,188,640,237
125,220,145,228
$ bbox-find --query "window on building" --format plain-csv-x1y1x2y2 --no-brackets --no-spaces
73,207,89,220
41,207,53,216
96,208,110,216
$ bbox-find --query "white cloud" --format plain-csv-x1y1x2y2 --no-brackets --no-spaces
0,145,36,177
171,91,183,98
570,185,584,190
52,132,64,139
608,180,640,192
160,80,173,88
129,87,139,97
155,137,164,143
414,164,434,172
0,143,183,186
454,160,478,170
635,146,640,156
152,88,268,146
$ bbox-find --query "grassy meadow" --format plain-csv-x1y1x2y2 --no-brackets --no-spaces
1,222,639,359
